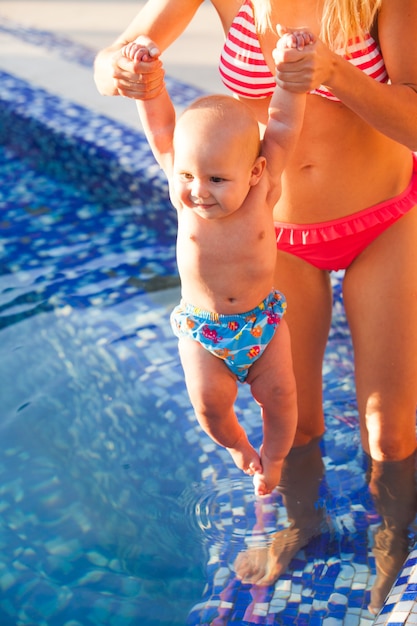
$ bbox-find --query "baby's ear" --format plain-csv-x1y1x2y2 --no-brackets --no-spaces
249,156,267,185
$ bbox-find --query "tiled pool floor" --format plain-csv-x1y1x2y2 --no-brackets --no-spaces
0,140,374,626
1,12,417,626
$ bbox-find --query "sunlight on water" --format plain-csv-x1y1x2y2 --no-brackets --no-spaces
1,143,417,625
0,145,207,625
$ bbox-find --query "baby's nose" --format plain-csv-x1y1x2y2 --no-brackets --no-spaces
190,179,209,198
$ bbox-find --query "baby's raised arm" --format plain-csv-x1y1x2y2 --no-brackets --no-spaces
261,30,314,203
122,38,176,177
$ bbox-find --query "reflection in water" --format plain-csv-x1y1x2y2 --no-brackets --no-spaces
0,310,206,625
2,146,417,624
234,437,326,585
4,305,409,624
232,443,417,615
367,453,417,614
185,422,417,624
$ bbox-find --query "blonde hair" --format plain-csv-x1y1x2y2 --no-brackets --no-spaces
253,0,382,50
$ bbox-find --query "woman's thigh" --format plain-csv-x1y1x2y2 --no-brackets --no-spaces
275,251,333,445
343,205,417,460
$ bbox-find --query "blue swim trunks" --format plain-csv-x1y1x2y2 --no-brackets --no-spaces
170,289,287,382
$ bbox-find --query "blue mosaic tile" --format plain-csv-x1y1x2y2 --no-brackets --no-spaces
0,71,169,209
0,15,417,626
0,16,205,107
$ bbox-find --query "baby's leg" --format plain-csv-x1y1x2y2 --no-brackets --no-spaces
177,336,262,476
248,319,297,496
227,430,262,478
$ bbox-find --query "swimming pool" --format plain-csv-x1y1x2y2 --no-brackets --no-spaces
1,19,417,626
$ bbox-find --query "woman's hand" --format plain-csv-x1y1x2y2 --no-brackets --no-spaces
116,36,165,100
110,36,166,100
273,25,334,93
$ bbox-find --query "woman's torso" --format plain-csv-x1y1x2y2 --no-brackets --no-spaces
213,0,413,224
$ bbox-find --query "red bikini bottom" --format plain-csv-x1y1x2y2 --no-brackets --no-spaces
274,154,417,271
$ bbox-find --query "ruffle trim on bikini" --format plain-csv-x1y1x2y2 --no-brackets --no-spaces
275,157,417,246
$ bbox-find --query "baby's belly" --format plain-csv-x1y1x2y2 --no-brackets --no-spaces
179,258,276,315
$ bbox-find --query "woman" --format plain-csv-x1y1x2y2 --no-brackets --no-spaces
94,0,417,610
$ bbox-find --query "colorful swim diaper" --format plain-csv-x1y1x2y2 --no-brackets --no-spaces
170,289,286,382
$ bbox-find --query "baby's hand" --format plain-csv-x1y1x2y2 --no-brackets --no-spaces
122,36,160,63
276,28,315,51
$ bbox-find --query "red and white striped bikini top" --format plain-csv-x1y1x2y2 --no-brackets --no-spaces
219,0,388,101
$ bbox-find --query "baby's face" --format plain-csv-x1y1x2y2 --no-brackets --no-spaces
172,123,257,220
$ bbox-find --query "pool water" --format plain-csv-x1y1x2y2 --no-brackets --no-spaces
0,144,207,625
2,140,415,626
0,22,417,624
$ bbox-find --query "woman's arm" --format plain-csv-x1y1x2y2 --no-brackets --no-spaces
276,0,417,150
323,0,417,150
94,0,204,97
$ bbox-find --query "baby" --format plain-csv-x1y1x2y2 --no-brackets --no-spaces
123,30,313,495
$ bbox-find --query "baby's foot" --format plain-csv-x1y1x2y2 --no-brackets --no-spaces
253,472,272,497
226,430,262,477
252,445,284,496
